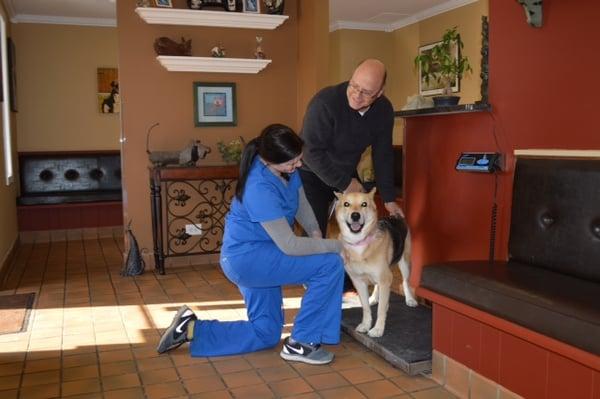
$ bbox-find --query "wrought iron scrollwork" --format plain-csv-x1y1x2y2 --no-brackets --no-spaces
173,189,191,206
164,178,236,256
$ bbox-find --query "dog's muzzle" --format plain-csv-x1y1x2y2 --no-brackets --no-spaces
346,212,364,233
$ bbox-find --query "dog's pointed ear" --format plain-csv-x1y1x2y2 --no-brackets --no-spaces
334,191,342,200
368,187,377,199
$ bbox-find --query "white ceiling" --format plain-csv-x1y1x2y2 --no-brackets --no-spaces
2,0,477,31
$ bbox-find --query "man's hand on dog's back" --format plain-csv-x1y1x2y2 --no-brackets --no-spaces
384,201,404,218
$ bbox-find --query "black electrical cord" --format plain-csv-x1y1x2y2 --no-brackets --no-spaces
488,171,499,264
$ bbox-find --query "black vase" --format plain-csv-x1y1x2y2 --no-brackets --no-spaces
433,95,460,107
264,0,284,14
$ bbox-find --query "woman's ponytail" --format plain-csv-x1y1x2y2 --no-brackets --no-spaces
235,137,260,201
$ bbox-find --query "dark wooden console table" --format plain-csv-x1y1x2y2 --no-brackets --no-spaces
149,165,238,274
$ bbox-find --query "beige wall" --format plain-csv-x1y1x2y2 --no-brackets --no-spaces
117,0,301,263
0,5,18,274
328,30,394,87
329,0,489,144
416,0,488,105
12,23,120,151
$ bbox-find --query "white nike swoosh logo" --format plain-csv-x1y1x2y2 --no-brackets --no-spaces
287,345,304,355
175,317,191,334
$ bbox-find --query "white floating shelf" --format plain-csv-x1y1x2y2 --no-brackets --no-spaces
135,7,288,29
157,56,272,73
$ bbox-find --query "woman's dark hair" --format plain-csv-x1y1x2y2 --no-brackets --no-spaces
235,123,303,202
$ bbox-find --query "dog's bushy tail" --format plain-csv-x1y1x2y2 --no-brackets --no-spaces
378,216,408,265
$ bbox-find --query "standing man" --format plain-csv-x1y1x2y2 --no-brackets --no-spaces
299,59,403,293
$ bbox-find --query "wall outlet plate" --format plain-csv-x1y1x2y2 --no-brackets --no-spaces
185,224,203,235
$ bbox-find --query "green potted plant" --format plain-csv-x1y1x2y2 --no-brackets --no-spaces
414,26,472,107
217,137,245,164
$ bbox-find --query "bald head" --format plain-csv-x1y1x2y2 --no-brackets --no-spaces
346,59,387,111
353,59,386,89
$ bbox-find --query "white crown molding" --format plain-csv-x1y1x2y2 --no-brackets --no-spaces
2,0,17,21
10,14,116,27
389,0,479,31
156,56,272,74
330,0,479,33
329,20,390,33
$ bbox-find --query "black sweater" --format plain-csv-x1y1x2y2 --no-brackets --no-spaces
300,82,396,202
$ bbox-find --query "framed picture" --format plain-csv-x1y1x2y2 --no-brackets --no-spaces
97,68,120,114
193,82,237,127
418,40,459,96
243,0,260,13
154,0,173,8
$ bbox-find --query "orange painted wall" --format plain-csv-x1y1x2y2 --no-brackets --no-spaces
117,1,301,262
406,0,600,286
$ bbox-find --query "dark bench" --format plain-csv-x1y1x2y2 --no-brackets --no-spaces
421,157,600,355
17,151,123,231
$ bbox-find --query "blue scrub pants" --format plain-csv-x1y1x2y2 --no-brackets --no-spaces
189,243,344,357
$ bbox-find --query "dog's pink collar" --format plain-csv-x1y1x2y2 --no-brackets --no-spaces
344,231,376,247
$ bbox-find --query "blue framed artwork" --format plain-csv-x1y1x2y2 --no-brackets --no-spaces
193,82,237,127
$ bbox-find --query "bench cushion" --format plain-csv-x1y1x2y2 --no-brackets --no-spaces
421,261,600,355
18,152,122,205
509,158,600,283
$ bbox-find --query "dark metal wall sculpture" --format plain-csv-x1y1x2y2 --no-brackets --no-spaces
478,16,489,105
516,0,543,28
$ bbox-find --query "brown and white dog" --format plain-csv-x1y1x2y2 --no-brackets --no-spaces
334,189,418,337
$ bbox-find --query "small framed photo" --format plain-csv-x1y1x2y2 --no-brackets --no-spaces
243,0,260,13
193,82,237,127
154,0,173,8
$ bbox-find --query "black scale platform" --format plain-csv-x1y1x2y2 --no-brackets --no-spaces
341,292,432,375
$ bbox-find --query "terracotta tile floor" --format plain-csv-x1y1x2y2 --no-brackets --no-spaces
0,236,455,398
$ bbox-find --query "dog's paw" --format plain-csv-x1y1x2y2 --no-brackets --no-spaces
405,297,418,307
367,327,384,337
355,323,370,333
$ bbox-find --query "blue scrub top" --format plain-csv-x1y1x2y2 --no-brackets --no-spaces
222,157,301,257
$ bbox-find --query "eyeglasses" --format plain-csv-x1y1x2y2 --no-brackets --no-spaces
348,81,379,99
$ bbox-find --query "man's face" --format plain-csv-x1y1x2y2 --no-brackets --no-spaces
346,74,383,112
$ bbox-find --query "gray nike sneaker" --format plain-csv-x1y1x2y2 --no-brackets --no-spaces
280,337,334,365
157,305,197,354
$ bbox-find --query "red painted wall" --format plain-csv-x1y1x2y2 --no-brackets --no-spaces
406,0,600,285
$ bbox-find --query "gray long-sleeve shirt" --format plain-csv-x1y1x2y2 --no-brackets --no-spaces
300,81,396,202
260,187,342,256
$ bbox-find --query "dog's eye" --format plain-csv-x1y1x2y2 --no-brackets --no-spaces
343,202,350,207
361,202,367,207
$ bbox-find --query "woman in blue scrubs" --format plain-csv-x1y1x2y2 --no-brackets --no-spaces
157,124,344,365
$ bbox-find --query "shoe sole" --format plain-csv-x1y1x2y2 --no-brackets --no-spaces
279,350,333,365
157,305,191,354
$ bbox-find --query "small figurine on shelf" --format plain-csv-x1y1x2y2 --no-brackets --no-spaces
154,37,192,56
187,0,202,10
254,36,266,60
263,0,284,14
225,0,240,12
211,44,226,58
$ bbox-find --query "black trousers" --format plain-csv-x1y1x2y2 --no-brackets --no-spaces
299,169,355,292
